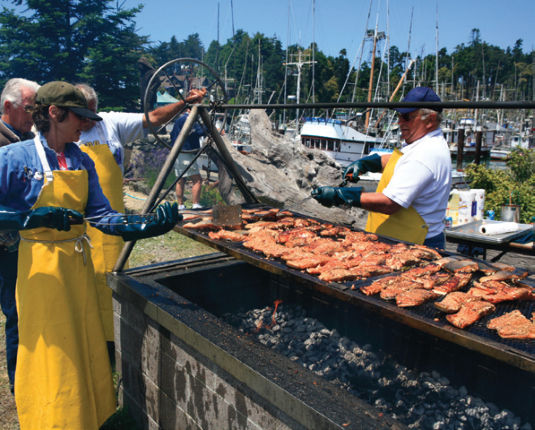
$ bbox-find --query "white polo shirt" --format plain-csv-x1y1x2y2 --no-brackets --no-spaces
76,112,147,174
382,128,452,238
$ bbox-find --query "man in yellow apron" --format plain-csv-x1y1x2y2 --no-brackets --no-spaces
0,81,180,429
75,83,205,348
312,87,451,249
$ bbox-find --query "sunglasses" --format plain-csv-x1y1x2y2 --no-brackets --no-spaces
397,112,420,122
13,101,33,112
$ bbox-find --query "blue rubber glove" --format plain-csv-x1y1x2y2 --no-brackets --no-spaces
116,202,182,242
343,153,382,184
0,205,83,232
311,187,364,208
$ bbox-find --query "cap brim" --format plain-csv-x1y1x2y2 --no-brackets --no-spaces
393,107,443,114
393,107,418,114
69,107,103,121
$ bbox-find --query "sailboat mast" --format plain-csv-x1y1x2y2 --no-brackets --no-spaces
283,0,291,127
386,0,390,96
351,0,373,103
365,13,379,129
435,1,439,94
405,7,414,90
312,0,316,116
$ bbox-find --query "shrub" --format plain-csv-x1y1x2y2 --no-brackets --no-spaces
465,148,535,224
199,184,224,207
126,147,175,189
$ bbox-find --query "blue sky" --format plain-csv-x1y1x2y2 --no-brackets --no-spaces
129,0,534,63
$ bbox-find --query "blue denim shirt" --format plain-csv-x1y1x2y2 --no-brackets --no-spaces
0,136,122,235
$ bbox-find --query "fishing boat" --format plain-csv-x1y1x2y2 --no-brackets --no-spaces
299,117,382,168
446,119,507,157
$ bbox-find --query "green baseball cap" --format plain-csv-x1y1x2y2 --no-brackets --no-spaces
36,81,102,121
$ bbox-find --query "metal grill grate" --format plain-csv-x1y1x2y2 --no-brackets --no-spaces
175,205,535,368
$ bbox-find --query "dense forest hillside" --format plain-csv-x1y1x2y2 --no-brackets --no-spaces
0,0,532,110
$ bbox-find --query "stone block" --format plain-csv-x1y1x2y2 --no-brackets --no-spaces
142,324,161,385
112,293,122,316
120,321,143,371
160,390,202,430
125,300,148,335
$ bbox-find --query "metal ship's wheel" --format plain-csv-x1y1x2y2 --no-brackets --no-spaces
143,57,228,149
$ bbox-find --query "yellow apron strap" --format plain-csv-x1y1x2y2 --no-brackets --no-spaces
366,149,429,244
80,142,126,341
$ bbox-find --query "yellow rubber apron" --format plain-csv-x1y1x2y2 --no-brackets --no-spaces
365,148,428,244
80,123,126,341
15,135,116,429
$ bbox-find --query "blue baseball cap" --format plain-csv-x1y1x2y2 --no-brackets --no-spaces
394,87,442,114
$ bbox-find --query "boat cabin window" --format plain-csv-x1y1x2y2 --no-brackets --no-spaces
327,140,334,151
315,139,320,149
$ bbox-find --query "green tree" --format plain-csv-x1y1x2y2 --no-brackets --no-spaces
0,0,146,109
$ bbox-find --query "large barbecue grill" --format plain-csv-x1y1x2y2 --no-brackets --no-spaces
174,204,535,374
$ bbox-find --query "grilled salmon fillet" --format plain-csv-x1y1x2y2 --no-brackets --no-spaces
433,273,472,295
319,268,361,283
468,281,534,304
286,255,332,270
380,280,423,300
443,259,479,274
208,230,247,242
396,289,440,307
360,276,400,296
401,263,442,280
487,310,535,339
434,292,472,313
446,300,495,329
414,273,453,290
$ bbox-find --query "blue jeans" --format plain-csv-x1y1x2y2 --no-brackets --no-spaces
0,248,18,393
423,232,446,250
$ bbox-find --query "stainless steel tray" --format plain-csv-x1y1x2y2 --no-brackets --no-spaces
445,220,532,244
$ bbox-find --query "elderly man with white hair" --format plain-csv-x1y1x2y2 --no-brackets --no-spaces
0,77,40,394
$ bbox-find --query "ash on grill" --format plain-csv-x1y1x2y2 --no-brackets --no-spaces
223,303,533,430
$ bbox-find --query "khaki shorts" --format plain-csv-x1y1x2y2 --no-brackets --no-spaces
174,152,200,178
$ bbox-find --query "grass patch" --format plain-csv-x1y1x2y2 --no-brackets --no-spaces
128,229,214,268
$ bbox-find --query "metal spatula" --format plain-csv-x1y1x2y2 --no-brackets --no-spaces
212,205,242,226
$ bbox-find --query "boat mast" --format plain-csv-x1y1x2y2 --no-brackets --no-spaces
406,7,414,90
283,0,291,127
365,9,380,130
255,40,263,104
386,0,390,96
435,1,439,95
312,0,316,116
284,50,315,134
351,0,373,104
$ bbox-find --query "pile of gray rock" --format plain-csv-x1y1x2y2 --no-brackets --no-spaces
223,304,532,430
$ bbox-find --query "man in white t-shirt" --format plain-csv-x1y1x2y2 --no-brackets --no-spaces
74,83,206,356
312,87,451,248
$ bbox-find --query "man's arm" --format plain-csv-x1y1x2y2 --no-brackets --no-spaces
143,88,207,128
360,192,401,215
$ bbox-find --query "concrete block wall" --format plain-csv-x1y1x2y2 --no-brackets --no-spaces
113,293,303,430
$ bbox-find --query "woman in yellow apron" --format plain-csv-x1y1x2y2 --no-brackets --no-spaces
0,81,180,429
